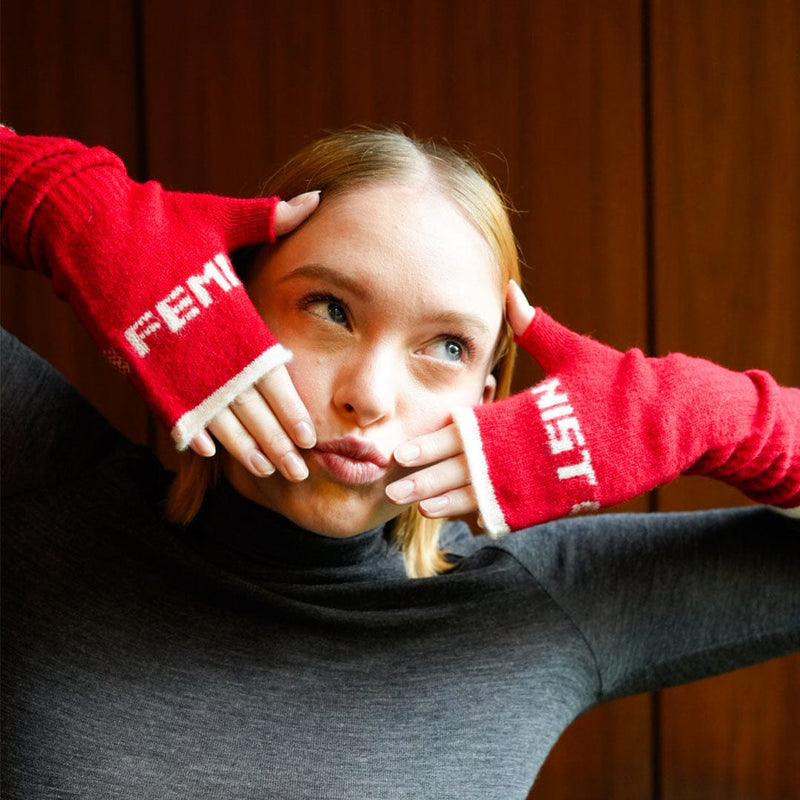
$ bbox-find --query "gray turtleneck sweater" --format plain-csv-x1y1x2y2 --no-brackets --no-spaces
2,330,798,800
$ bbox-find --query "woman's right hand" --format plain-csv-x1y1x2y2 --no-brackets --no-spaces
188,193,319,481
386,281,536,518
190,363,316,481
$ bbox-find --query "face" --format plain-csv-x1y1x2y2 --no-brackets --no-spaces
226,181,504,536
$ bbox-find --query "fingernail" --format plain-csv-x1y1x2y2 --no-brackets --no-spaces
287,190,320,207
394,443,420,464
386,479,414,502
420,496,449,514
294,420,316,448
192,432,216,457
249,450,275,476
283,451,309,481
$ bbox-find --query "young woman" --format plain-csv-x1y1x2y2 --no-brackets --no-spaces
2,126,798,799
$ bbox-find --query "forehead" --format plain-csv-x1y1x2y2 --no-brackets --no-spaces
259,182,504,324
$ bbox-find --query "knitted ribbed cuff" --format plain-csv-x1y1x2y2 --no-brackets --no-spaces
170,343,291,449
452,406,510,538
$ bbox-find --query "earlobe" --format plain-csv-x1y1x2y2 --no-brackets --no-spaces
481,374,497,405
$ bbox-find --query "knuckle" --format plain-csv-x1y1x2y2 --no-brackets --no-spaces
230,430,258,458
229,387,261,410
412,470,435,498
261,429,293,457
257,368,293,398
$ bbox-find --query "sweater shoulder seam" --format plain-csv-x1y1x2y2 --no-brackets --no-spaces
484,542,605,698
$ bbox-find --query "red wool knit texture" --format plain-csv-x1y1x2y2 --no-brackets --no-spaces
463,310,800,534
1,128,284,448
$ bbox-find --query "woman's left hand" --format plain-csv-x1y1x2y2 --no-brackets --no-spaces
386,422,476,517
385,280,535,519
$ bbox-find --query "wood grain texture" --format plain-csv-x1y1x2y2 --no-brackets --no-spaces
650,2,800,798
0,0,150,444
660,655,800,800
516,0,649,353
650,0,800,383
529,696,653,800
517,2,654,796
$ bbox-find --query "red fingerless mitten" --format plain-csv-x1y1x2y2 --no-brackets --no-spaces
454,309,800,536
1,127,288,448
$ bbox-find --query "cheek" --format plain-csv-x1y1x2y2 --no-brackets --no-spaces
284,351,333,418
404,409,451,441
401,380,486,438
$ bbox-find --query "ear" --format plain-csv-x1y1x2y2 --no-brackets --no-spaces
480,373,497,405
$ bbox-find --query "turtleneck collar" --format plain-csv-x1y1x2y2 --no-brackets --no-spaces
187,479,404,581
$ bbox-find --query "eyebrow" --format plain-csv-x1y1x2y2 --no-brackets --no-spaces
426,309,494,341
279,262,495,341
277,263,368,299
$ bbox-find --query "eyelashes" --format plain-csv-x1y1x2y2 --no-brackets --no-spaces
299,292,352,329
428,333,477,363
297,291,477,365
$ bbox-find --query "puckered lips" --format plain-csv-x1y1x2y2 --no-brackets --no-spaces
311,436,392,486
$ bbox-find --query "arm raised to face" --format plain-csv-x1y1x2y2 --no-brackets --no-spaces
389,280,800,535
0,127,319,482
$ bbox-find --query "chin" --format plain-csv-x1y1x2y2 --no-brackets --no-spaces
279,484,401,538
225,459,404,537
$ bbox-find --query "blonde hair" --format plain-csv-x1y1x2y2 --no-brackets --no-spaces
166,127,521,578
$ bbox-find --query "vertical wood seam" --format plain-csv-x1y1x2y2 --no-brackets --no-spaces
132,0,159,452
641,2,663,800
132,0,149,182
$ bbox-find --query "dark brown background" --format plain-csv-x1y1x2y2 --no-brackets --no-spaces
2,1,798,798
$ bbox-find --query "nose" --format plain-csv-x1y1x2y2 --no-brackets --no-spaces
332,345,398,428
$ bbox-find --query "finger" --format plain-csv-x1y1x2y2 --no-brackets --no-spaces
228,387,309,482
506,279,536,338
385,454,471,505
273,191,321,236
255,365,316,449
393,422,463,468
419,486,479,518
207,407,276,477
189,430,216,457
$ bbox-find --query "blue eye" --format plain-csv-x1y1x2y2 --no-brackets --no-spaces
426,338,466,363
442,340,463,361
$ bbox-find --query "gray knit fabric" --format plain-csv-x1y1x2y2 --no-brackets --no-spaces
2,329,798,799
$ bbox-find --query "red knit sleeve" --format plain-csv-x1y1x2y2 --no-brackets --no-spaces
454,309,800,536
1,127,289,448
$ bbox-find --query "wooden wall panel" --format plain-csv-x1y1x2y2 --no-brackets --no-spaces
517,5,653,796
660,654,800,800
652,0,800,514
140,0,649,345
0,0,149,443
651,1,800,798
517,1,649,350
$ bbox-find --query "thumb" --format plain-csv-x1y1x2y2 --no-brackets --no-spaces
506,280,571,373
506,279,536,338
274,191,321,236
